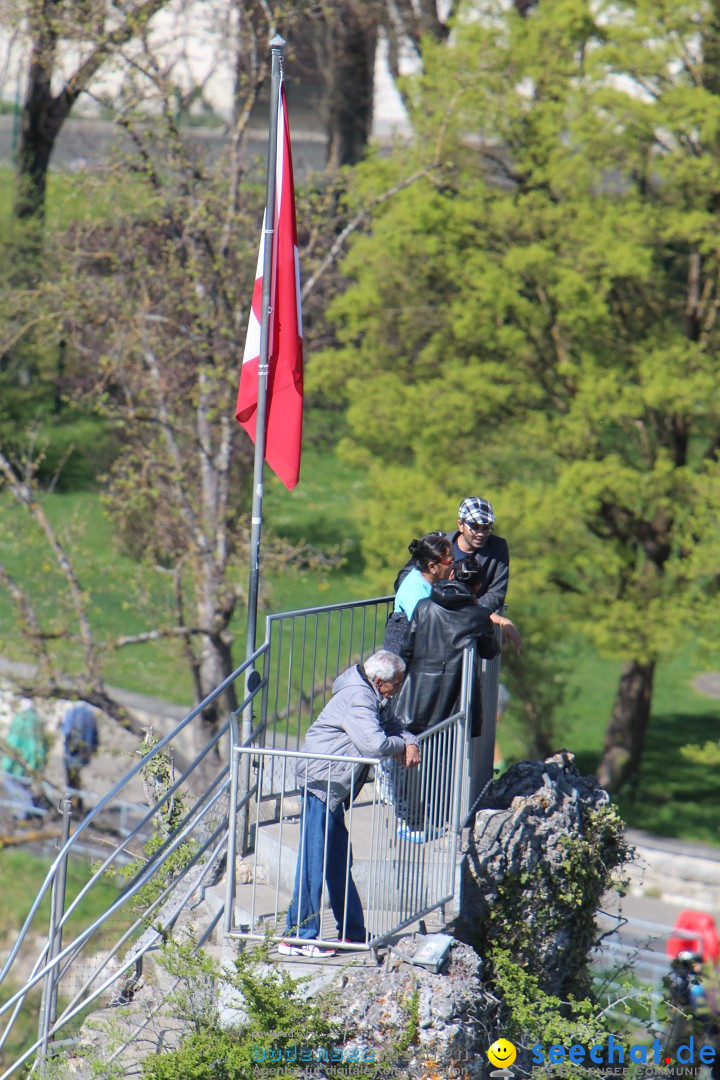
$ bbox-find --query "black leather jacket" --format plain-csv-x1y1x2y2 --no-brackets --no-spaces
394,581,499,736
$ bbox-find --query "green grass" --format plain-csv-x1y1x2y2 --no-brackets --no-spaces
0,443,375,703
0,848,122,941
0,165,151,230
500,646,720,845
0,848,125,1071
0,487,189,701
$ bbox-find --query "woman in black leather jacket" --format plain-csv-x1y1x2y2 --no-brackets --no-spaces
395,580,499,736
392,580,500,840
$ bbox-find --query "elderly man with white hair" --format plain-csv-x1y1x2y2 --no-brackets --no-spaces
279,650,419,958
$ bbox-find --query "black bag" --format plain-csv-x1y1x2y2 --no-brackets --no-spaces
382,612,408,656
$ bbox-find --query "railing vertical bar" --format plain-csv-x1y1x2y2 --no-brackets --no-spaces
321,764,333,943
359,604,368,660
285,617,296,751
225,715,240,933
260,617,272,737
309,614,320,735
250,757,263,931
275,756,291,928
270,619,284,793
382,798,392,938
37,798,71,1063
367,784,380,942
429,730,440,901
342,775,354,941
322,612,331,711
295,615,308,748
294,781,308,944
347,606,355,670
371,602,379,652
334,610,343,684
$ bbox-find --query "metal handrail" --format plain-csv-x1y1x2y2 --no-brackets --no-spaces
265,595,394,622
1,593,502,1075
0,644,272,1077
0,642,268,991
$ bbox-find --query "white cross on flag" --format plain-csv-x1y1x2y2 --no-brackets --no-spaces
236,80,303,490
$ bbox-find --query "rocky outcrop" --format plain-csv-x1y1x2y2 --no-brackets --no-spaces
459,751,630,997
335,938,494,1080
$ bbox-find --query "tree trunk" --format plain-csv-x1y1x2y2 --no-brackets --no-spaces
14,1,63,222
195,561,239,757
596,659,655,792
326,2,378,168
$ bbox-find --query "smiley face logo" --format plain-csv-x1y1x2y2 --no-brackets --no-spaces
487,1039,517,1069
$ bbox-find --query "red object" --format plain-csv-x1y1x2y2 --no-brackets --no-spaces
236,81,303,490
666,909,720,964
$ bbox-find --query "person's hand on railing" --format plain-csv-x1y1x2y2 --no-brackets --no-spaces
493,615,521,655
403,743,421,769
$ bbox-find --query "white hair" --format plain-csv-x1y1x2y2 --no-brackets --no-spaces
364,650,406,682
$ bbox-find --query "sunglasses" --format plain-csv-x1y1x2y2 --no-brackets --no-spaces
464,521,493,533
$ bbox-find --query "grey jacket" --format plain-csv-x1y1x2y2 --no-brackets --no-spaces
295,665,418,812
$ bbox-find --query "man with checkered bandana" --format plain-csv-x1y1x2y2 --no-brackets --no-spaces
450,497,508,613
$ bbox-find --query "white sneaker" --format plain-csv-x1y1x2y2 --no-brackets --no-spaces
278,941,337,958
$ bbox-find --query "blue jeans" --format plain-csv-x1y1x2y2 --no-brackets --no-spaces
285,792,366,942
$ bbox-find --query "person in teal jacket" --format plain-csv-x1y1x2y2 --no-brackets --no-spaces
2,698,47,777
1,698,48,819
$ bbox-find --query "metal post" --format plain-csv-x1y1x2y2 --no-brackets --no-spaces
239,35,286,854
38,798,72,1063
244,33,285,671
225,712,240,934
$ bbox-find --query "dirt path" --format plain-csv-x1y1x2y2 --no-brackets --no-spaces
694,672,720,699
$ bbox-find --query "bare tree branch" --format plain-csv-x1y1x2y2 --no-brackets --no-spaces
0,449,103,690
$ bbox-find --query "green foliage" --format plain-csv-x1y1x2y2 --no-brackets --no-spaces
391,986,420,1055
492,948,608,1055
141,936,340,1080
681,739,720,768
109,735,199,918
309,0,720,781
478,803,630,998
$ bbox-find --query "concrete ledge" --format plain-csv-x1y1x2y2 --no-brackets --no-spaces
625,829,720,909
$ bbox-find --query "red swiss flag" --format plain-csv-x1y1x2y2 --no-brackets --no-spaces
236,81,303,490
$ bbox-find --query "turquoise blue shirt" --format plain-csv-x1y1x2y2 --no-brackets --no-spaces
394,568,431,619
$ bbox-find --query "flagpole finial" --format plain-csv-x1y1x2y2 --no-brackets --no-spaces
270,34,286,49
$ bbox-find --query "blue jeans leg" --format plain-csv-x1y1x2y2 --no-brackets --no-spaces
286,793,366,942
325,804,366,942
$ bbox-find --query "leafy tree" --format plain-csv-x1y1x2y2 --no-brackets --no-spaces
309,0,720,790
0,22,332,740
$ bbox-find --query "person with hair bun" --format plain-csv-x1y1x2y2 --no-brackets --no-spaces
383,531,453,654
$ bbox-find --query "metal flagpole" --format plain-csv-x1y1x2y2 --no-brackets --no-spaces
238,36,285,852
245,34,285,672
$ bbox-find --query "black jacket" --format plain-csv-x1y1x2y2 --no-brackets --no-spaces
393,530,510,613
394,581,499,736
